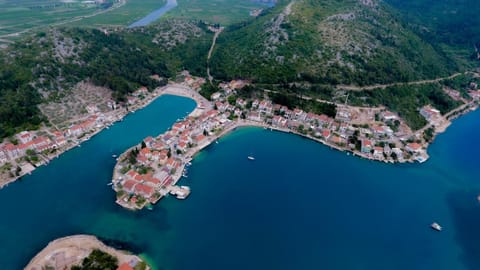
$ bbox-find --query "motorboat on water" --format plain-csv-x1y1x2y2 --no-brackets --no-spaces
431,222,442,232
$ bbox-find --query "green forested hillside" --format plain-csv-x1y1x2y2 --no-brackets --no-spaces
0,0,478,138
0,20,212,137
384,0,480,67
210,0,466,85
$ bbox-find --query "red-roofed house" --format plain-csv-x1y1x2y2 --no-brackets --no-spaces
127,170,139,180
322,129,331,139
361,139,373,154
123,180,137,193
4,143,19,159
406,143,422,153
177,142,187,152
194,134,207,144
135,183,154,198
18,131,33,144
117,262,134,270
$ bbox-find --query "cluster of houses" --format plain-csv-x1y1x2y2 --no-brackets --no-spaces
215,95,428,163
180,71,207,91
0,114,108,165
0,86,158,179
254,100,424,162
114,107,234,209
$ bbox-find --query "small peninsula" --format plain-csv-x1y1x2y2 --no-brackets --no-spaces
25,235,149,270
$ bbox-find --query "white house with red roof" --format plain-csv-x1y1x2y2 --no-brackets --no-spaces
361,139,373,154
3,143,19,159
17,131,33,144
406,143,422,153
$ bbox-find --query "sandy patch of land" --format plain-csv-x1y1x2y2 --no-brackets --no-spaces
25,235,141,270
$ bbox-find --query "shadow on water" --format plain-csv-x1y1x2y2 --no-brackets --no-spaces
97,237,144,254
446,189,480,270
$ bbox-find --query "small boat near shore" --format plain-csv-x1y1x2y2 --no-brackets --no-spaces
146,203,153,210
107,182,113,186
431,222,442,231
247,156,255,160
112,154,117,158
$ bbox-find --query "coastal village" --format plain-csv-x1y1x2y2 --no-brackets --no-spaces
111,73,480,210
0,70,479,200
0,84,161,188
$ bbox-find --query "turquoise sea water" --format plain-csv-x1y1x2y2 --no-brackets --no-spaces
0,95,479,270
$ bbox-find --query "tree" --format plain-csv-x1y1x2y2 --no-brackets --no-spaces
141,141,147,149
71,249,118,270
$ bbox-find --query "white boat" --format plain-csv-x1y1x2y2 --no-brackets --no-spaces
247,156,255,160
112,154,117,158
431,222,442,231
107,183,113,186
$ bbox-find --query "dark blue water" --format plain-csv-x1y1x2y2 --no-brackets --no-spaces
0,95,196,269
0,94,479,270
128,0,177,28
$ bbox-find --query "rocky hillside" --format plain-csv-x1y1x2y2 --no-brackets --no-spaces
210,0,466,85
0,20,213,137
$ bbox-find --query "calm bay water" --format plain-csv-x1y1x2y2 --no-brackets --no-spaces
0,95,479,270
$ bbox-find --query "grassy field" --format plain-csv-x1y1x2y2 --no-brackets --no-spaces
0,0,109,37
74,0,166,27
0,0,272,45
164,0,273,25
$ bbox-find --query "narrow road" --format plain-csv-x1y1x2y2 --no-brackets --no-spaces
206,27,224,84
335,72,473,91
259,71,479,92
